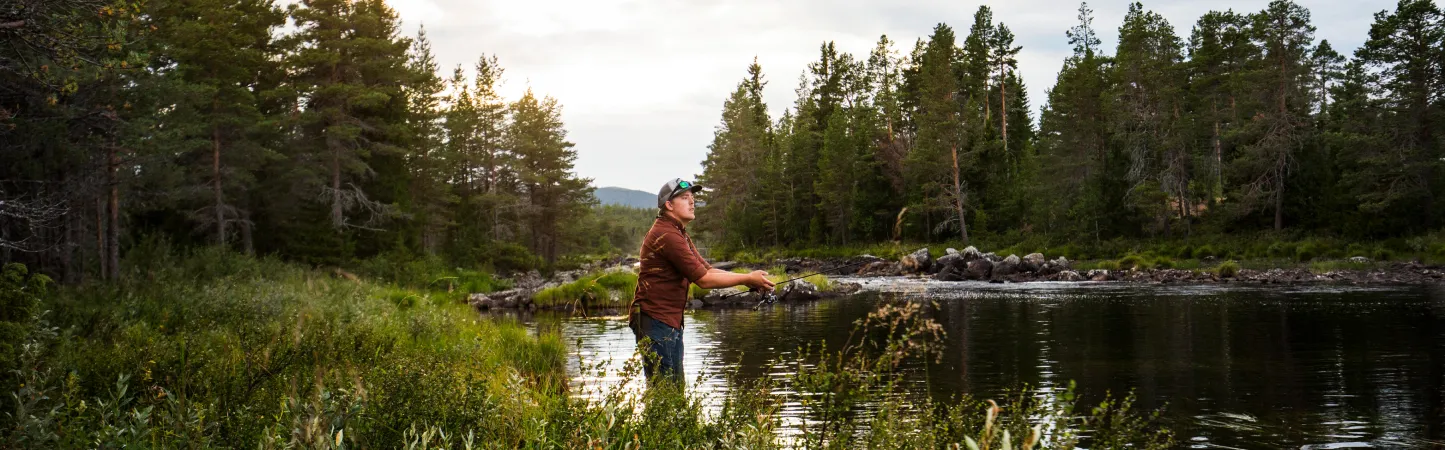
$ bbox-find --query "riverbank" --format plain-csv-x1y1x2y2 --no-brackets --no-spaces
1,249,1174,448
712,246,1445,286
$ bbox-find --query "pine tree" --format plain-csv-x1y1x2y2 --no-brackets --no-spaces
1109,2,1188,235
1038,2,1119,238
698,60,774,247
403,27,452,254
907,24,969,243
1187,10,1258,204
145,0,285,249
510,89,592,264
1231,0,1315,231
282,0,411,235
1350,0,1443,229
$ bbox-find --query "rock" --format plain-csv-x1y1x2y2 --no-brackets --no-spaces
993,256,1020,279
1021,253,1045,272
946,248,960,256
1051,256,1071,270
936,253,964,272
982,252,1002,263
859,261,901,276
965,259,994,280
1036,262,1062,277
961,246,984,261
712,261,740,271
900,248,933,274
780,279,821,301
702,287,758,306
832,282,863,294
1349,256,1371,264
689,300,704,309
1058,270,1084,282
934,264,964,281
1087,269,1111,281
468,293,494,309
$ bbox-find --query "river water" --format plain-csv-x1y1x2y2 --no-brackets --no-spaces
519,278,1445,448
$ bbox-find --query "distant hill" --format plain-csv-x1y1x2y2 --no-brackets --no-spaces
594,186,656,209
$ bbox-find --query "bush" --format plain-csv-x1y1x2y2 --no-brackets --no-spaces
1152,257,1176,270
1191,245,1218,259
1096,260,1121,271
1295,241,1322,262
1118,254,1149,270
1216,261,1240,278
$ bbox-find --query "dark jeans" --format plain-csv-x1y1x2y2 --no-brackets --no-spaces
631,313,684,384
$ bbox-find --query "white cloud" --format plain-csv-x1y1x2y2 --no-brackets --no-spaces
383,0,1380,192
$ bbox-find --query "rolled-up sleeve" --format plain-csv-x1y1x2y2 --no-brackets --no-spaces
658,230,710,283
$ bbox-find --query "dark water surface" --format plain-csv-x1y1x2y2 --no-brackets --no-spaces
520,279,1445,448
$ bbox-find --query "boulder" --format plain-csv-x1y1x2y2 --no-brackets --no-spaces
965,259,994,280
468,293,495,309
982,252,1002,263
859,261,901,276
688,300,704,309
993,255,1021,279
900,248,933,274
1051,256,1071,270
946,247,959,256
961,246,984,262
1057,270,1085,282
1086,269,1111,282
1022,253,1046,272
1036,262,1062,277
832,282,863,295
934,264,964,281
780,279,821,301
1348,256,1371,264
935,253,964,272
702,287,759,306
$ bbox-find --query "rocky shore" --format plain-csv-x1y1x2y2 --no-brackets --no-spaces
738,246,1445,285
469,247,1444,313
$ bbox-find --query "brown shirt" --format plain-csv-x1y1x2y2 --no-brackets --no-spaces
632,214,712,329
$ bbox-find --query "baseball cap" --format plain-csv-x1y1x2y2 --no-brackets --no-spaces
657,178,703,209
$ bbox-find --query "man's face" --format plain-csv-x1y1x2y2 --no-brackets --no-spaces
666,190,696,221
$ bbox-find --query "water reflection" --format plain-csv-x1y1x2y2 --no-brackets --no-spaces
508,279,1445,448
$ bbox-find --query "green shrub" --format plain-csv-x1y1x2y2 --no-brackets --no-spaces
1118,254,1148,270
1191,245,1218,259
1266,241,1295,259
1152,257,1176,269
1097,260,1121,271
1216,261,1240,278
1295,241,1321,262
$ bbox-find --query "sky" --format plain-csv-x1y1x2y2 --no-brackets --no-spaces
380,0,1386,192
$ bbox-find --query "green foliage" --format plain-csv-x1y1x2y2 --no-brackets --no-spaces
532,270,638,308
1216,260,1241,278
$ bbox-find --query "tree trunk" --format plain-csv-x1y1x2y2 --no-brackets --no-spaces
1000,65,1008,158
951,143,969,245
331,143,343,228
107,144,120,281
96,194,106,279
241,210,254,255
213,127,225,247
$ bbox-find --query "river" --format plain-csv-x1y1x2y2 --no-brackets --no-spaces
516,278,1445,448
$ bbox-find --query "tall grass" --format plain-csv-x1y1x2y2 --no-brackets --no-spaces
2,249,1175,448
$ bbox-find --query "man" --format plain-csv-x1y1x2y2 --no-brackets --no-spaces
629,178,774,383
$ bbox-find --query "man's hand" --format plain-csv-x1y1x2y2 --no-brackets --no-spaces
746,270,776,293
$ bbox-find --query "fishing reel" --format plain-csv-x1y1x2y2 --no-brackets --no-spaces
752,290,780,310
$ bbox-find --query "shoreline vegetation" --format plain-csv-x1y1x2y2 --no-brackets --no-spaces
1,248,1176,448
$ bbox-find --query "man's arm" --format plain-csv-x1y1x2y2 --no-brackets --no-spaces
696,270,775,291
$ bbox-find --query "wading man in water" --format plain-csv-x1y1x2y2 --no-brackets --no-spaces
629,178,775,383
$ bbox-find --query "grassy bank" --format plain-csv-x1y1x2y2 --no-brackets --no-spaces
1,249,1173,448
